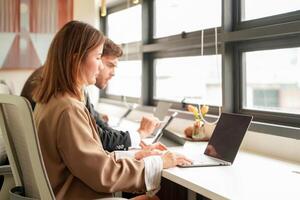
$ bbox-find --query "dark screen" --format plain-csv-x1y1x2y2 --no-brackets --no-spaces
204,113,252,163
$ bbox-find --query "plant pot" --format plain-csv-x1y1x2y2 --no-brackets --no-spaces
192,120,206,140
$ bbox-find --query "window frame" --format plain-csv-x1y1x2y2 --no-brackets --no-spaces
235,0,300,30
99,0,300,139
234,35,300,128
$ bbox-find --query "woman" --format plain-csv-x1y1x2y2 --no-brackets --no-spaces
33,21,191,200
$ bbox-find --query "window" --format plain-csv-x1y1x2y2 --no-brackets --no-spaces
244,47,300,114
107,5,141,44
253,89,279,108
154,0,221,38
106,60,142,98
101,0,300,135
154,55,222,106
241,0,300,21
106,5,142,100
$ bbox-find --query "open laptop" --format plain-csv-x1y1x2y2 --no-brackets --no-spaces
114,104,138,127
143,112,178,145
115,101,171,127
154,101,172,121
179,112,253,167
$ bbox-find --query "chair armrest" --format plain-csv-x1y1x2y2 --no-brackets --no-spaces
0,165,12,175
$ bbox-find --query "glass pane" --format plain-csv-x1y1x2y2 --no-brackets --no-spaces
154,0,221,38
107,5,141,44
154,56,222,106
106,60,142,98
244,47,300,114
242,0,300,21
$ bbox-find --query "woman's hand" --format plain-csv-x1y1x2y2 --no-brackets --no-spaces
135,149,192,168
140,141,168,151
161,151,192,168
134,149,163,160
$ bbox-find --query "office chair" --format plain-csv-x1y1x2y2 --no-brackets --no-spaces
0,135,14,200
0,82,15,199
0,94,127,200
0,80,12,94
0,94,55,199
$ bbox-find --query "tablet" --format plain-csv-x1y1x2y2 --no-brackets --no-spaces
149,112,178,144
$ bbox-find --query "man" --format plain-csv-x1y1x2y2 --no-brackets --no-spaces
86,38,162,151
20,38,163,152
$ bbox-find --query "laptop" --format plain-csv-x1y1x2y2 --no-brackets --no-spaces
115,101,171,127
179,112,253,167
154,101,172,121
114,104,138,127
143,112,178,145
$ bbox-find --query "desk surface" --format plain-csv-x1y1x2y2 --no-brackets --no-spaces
116,118,300,199
163,142,300,200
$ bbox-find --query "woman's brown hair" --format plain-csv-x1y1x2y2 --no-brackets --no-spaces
33,20,105,103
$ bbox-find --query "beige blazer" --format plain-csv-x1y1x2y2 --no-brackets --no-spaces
34,95,146,200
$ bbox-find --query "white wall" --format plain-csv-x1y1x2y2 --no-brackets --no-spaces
73,0,100,29
241,131,300,163
0,70,33,95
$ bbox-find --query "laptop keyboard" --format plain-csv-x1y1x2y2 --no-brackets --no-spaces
192,156,227,166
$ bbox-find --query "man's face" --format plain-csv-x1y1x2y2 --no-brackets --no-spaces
95,55,118,89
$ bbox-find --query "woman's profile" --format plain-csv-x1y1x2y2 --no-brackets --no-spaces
33,20,191,199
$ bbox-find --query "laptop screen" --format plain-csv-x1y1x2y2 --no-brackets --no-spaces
154,102,172,121
204,113,252,163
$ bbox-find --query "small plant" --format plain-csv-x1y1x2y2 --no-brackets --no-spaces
185,104,209,140
187,104,209,122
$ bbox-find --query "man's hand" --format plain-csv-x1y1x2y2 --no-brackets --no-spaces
100,114,109,123
140,141,168,151
137,116,160,138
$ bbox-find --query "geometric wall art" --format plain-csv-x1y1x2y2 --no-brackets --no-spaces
0,0,73,69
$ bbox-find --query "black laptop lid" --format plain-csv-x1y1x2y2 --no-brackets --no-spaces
204,113,253,163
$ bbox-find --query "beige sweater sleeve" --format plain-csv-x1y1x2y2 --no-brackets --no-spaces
56,105,146,193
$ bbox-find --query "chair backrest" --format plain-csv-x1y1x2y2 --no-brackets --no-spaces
0,81,10,167
0,94,54,199
0,129,7,165
0,80,12,94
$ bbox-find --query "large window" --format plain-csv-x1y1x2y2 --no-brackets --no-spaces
101,0,300,136
154,0,221,38
106,5,142,100
241,0,300,21
154,56,222,106
244,47,300,114
107,5,141,44
106,60,142,98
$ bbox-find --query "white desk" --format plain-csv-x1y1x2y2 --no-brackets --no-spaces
163,142,300,200
111,117,300,199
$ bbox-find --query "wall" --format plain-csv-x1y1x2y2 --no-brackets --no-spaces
73,0,100,29
0,70,33,94
241,131,300,163
0,0,100,95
